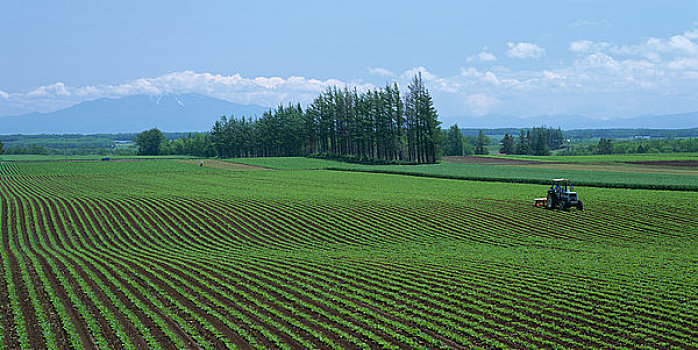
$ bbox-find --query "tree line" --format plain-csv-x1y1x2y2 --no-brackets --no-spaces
137,74,442,163
501,127,564,156
560,137,698,155
441,126,563,156
442,126,493,156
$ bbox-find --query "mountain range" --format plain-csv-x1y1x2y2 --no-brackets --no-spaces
0,93,695,134
0,93,269,134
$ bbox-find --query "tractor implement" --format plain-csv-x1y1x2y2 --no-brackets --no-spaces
533,198,547,207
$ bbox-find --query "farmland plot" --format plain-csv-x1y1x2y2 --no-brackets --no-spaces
0,160,697,349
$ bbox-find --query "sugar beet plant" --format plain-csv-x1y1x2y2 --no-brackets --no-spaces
0,161,696,349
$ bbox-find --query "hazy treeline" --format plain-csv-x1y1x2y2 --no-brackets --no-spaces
442,126,494,156
442,126,563,156
561,137,698,155
0,143,133,156
503,127,565,156
565,128,698,139
157,74,442,163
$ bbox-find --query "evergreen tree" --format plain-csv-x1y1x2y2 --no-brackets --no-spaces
515,130,528,155
499,133,515,154
444,124,464,156
597,138,614,154
475,130,488,155
529,128,550,156
172,78,442,164
405,73,441,163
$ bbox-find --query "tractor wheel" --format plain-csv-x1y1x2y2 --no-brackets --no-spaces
558,202,565,211
546,194,554,209
577,201,584,211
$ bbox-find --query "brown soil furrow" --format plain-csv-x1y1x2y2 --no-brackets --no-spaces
5,196,50,350
231,258,429,348
64,198,205,349
97,251,259,349
345,261,640,348
29,196,98,349
82,198,152,250
202,257,392,347
177,256,358,349
189,199,273,248
153,253,339,349
233,200,341,246
53,197,174,349
0,196,21,349
261,257,517,349
131,198,221,253
201,199,291,250
377,261,696,346
18,197,88,350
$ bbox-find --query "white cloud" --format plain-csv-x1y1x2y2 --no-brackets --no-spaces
506,42,545,59
459,67,524,88
611,29,698,59
569,40,611,53
400,66,460,93
25,82,72,98
0,71,376,115
685,28,698,40
401,66,436,80
569,40,592,53
542,70,566,80
466,93,499,115
2,27,697,119
667,57,698,70
466,48,497,62
570,19,611,28
367,67,395,76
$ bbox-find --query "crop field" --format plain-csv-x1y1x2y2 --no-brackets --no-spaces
0,159,697,349
228,155,698,190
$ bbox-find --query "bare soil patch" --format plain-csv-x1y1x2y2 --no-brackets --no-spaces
623,160,698,167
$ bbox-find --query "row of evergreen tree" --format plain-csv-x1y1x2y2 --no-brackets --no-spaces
442,125,492,156
441,126,563,156
202,74,441,163
500,127,564,155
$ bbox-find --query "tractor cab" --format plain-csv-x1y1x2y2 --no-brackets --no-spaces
534,179,583,211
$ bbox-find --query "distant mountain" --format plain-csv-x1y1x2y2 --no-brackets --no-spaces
451,111,698,130
0,93,269,134
2,93,695,135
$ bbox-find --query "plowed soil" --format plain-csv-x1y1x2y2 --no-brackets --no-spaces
624,160,698,167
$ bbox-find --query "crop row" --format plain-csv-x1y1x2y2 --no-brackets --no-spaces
0,193,695,347
1,162,697,348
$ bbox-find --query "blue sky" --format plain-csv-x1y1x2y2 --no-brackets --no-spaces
1,0,697,126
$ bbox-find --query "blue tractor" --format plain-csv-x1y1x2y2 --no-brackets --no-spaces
544,179,583,211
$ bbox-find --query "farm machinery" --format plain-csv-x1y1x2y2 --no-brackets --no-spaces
533,179,583,211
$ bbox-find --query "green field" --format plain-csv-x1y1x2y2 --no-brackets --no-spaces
226,155,698,191
0,159,697,349
488,152,698,163
222,156,347,170
0,154,195,162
